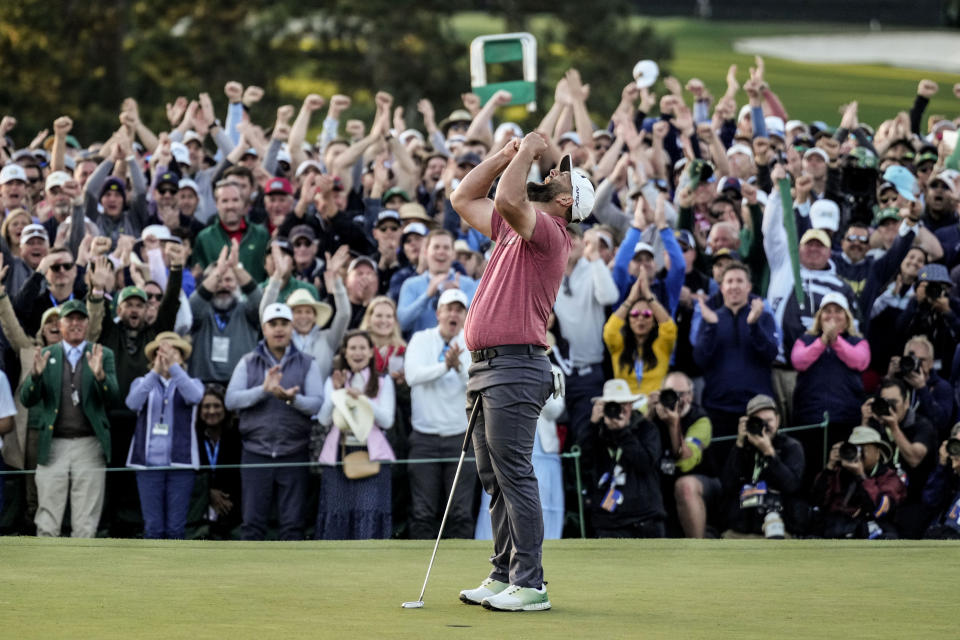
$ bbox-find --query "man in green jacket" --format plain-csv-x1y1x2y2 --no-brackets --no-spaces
21,300,120,537
193,181,270,282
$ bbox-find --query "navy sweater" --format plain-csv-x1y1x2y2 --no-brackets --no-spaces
792,333,867,426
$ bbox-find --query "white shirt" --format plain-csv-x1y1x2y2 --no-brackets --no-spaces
64,341,87,372
404,327,471,436
553,257,619,366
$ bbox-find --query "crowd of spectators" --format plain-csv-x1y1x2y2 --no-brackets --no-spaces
1,60,959,541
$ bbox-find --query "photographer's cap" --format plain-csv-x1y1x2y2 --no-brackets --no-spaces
559,155,595,222
746,394,778,416
918,263,951,285
591,379,644,405
848,426,892,462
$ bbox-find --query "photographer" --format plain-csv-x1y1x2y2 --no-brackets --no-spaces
587,379,665,538
647,372,718,538
812,427,906,539
921,423,960,539
895,264,959,376
720,395,805,538
887,336,953,439
861,378,937,538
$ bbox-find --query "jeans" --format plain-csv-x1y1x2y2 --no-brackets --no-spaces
135,469,196,539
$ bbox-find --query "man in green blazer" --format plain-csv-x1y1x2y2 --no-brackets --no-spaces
21,300,120,537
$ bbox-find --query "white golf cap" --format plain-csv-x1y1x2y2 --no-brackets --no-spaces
20,224,49,246
438,288,469,309
140,224,180,244
559,155,595,222
785,120,809,135
558,131,581,146
810,199,840,232
803,147,830,163
295,160,323,178
633,241,655,257
765,116,785,139
45,170,72,191
178,178,199,194
403,222,428,237
726,143,754,160
262,302,293,324
737,104,752,122
170,142,191,167
0,164,27,184
819,291,850,312
277,147,292,164
494,122,523,141
183,131,204,146
399,128,425,145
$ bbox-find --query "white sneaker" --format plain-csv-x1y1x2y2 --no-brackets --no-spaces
481,584,551,611
459,578,509,605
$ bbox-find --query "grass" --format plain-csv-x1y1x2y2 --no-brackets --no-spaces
3,537,952,639
449,12,960,127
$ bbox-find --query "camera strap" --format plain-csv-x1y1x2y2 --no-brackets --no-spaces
751,452,765,485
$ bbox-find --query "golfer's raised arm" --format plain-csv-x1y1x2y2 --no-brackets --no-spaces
450,141,517,238
493,133,545,241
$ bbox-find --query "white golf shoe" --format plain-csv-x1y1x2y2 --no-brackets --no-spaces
480,584,551,611
459,577,509,605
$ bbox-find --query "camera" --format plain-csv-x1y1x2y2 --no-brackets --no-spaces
947,438,960,457
838,442,860,463
872,396,892,418
659,388,679,412
925,282,946,301
897,353,920,378
603,402,624,420
746,415,767,437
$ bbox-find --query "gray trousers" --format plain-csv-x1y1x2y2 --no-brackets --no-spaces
468,354,553,588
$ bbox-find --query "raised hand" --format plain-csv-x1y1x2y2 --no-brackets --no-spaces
165,242,186,268
90,255,115,291
746,297,764,324
224,81,243,103
460,92,481,115
166,97,188,127
303,94,326,112
445,343,463,371
87,344,105,381
32,347,51,377
242,85,264,106
262,365,283,395
328,94,351,118
53,116,73,136
698,293,719,324
917,79,939,98
564,68,589,102
518,131,548,158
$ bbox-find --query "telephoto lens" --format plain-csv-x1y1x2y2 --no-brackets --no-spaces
659,388,679,411
603,401,623,420
898,354,918,377
746,416,766,436
872,396,892,417
947,438,960,457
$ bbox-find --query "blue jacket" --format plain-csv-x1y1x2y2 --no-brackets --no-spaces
693,293,778,414
397,269,478,336
611,226,685,316
792,333,866,426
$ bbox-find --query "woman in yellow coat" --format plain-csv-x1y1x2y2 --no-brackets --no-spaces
603,272,677,397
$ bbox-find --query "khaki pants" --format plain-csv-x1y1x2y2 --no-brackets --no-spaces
35,437,106,537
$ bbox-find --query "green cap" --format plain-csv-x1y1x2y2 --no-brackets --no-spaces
873,206,900,225
58,299,88,318
916,151,938,166
849,146,878,170
381,187,412,205
118,286,148,305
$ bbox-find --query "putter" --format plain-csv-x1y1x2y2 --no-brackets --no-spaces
402,400,482,609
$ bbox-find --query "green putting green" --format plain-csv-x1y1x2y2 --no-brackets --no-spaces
3,537,951,638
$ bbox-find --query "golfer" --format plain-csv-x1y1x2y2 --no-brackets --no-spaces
450,132,594,611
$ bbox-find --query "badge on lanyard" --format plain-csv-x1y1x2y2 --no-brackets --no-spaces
71,389,80,407
152,423,170,436
211,336,230,363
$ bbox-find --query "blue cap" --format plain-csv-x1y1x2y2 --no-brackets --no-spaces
918,263,952,285
882,165,918,202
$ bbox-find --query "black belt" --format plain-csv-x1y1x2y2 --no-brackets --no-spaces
470,344,546,363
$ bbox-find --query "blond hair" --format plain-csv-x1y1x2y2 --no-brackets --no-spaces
808,301,860,338
360,296,405,348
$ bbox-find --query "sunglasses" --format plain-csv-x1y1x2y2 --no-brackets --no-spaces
293,240,313,248
157,187,178,195
845,234,868,243
49,263,74,272
146,293,163,301
629,308,654,318
27,177,42,184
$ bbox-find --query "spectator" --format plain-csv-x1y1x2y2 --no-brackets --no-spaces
403,288,475,539
387,222,428,301
895,264,959,376
225,303,323,540
260,239,318,303
344,256,380,329
194,383,242,539
4,222,48,307
188,241,263,384
1,164,29,214
553,226,619,456
812,426,906,538
587,379,665,538
313,330,396,539
370,210,404,295
647,372,717,538
192,181,270,282
867,246,928,371
0,372,17,516
21,300,119,537
124,332,204,539
1,208,31,259
604,271,677,397
720,394,805,538
921,423,960,539
791,292,870,455
289,224,325,291
887,336,954,439
693,262,778,452
13,246,87,335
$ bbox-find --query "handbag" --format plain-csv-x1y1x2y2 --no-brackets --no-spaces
341,441,380,479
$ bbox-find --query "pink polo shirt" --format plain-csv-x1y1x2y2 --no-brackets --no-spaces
464,209,572,351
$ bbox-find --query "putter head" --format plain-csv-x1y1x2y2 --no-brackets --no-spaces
401,601,424,609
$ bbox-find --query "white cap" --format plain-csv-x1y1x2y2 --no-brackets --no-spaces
170,142,191,167
810,199,840,232
438,288,469,309
803,147,830,163
277,148,292,165
20,224,49,246
45,170,72,191
140,224,180,244
632,241,655,257
931,172,958,198
261,303,293,324
494,122,523,141
183,131,204,146
0,164,27,184
558,132,581,146
402,222,428,237
737,104,752,123
399,129,425,145
785,120,809,135
178,178,199,194
726,143,754,160
819,291,850,312
295,160,323,178
559,155,595,222
765,116,785,138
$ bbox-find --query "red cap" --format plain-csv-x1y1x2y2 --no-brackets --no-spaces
264,177,293,195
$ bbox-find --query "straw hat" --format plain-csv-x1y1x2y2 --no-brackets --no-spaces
145,331,193,360
331,389,376,444
285,289,333,327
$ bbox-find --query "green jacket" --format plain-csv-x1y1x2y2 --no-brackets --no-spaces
193,218,270,283
21,343,120,465
258,276,319,302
